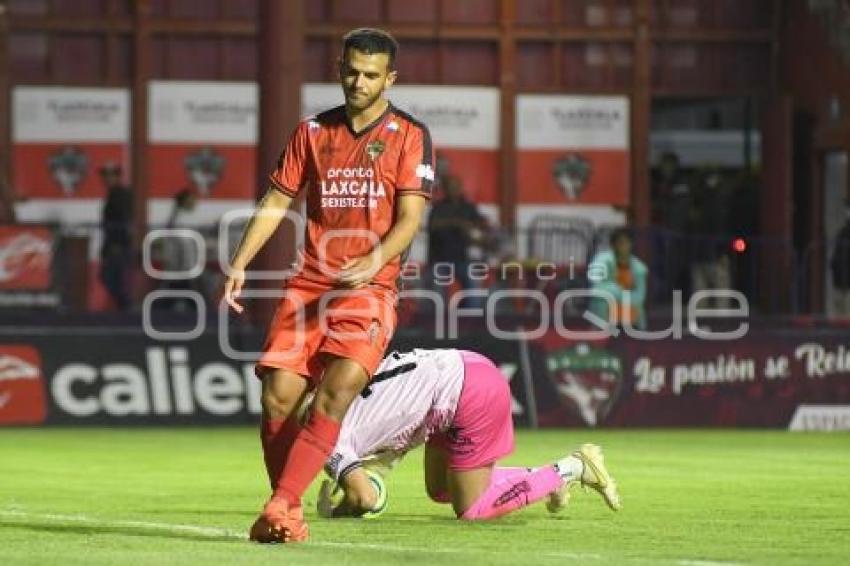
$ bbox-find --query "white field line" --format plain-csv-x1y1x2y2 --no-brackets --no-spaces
0,509,742,565
0,509,588,558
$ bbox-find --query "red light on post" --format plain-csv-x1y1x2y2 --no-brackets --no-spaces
731,237,747,254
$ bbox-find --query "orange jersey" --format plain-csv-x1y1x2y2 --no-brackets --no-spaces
269,103,434,290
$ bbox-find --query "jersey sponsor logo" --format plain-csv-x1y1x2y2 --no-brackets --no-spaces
50,346,261,418
545,342,623,427
0,345,48,424
552,153,591,201
48,146,88,196
415,163,435,181
184,146,224,196
321,166,387,209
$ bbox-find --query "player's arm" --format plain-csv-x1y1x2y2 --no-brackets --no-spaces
223,188,293,313
338,193,427,289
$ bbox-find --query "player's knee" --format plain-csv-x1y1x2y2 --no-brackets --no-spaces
456,509,476,521
313,387,357,420
425,484,451,504
260,383,300,418
261,389,295,418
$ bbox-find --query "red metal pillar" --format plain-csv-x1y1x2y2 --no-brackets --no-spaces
131,0,151,301
253,0,304,326
630,0,652,231
499,0,516,229
760,96,794,313
0,0,14,222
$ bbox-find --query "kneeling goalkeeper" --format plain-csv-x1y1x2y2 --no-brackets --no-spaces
315,348,622,520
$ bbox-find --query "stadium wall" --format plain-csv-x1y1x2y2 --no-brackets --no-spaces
2,324,849,430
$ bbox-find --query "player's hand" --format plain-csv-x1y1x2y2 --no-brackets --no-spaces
223,268,246,313
337,252,382,289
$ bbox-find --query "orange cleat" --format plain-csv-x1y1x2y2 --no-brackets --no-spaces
249,498,309,544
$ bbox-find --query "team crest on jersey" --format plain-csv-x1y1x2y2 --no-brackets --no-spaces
184,147,224,196
366,140,386,161
545,343,623,427
48,146,88,196
552,153,591,201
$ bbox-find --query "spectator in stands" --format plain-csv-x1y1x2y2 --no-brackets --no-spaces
830,203,850,317
99,162,132,311
427,175,489,307
587,228,648,330
157,188,205,312
651,151,692,298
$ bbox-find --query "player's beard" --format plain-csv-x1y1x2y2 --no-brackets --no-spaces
346,87,383,113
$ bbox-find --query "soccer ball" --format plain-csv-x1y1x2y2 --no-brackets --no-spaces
316,468,388,519
361,469,388,520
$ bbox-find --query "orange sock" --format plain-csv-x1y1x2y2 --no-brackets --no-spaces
261,416,301,490
274,410,341,506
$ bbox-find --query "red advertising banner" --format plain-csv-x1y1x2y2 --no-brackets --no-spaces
12,144,129,199
0,344,48,425
147,145,257,199
516,149,630,205
2,324,848,428
523,330,850,428
0,225,53,291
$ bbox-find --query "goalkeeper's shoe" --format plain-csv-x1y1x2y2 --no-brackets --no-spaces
572,443,622,511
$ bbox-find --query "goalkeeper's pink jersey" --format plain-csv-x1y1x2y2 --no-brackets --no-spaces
326,348,465,480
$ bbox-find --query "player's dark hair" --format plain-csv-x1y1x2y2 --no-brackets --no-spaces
609,227,632,247
342,28,399,69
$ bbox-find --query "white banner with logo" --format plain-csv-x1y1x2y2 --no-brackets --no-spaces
788,405,850,431
515,95,630,245
12,87,130,224
147,81,259,226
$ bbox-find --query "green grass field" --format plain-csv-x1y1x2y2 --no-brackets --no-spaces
1,428,848,565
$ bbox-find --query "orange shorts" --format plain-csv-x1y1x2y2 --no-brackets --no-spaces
257,277,397,385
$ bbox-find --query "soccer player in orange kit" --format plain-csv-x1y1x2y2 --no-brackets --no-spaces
223,28,433,543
